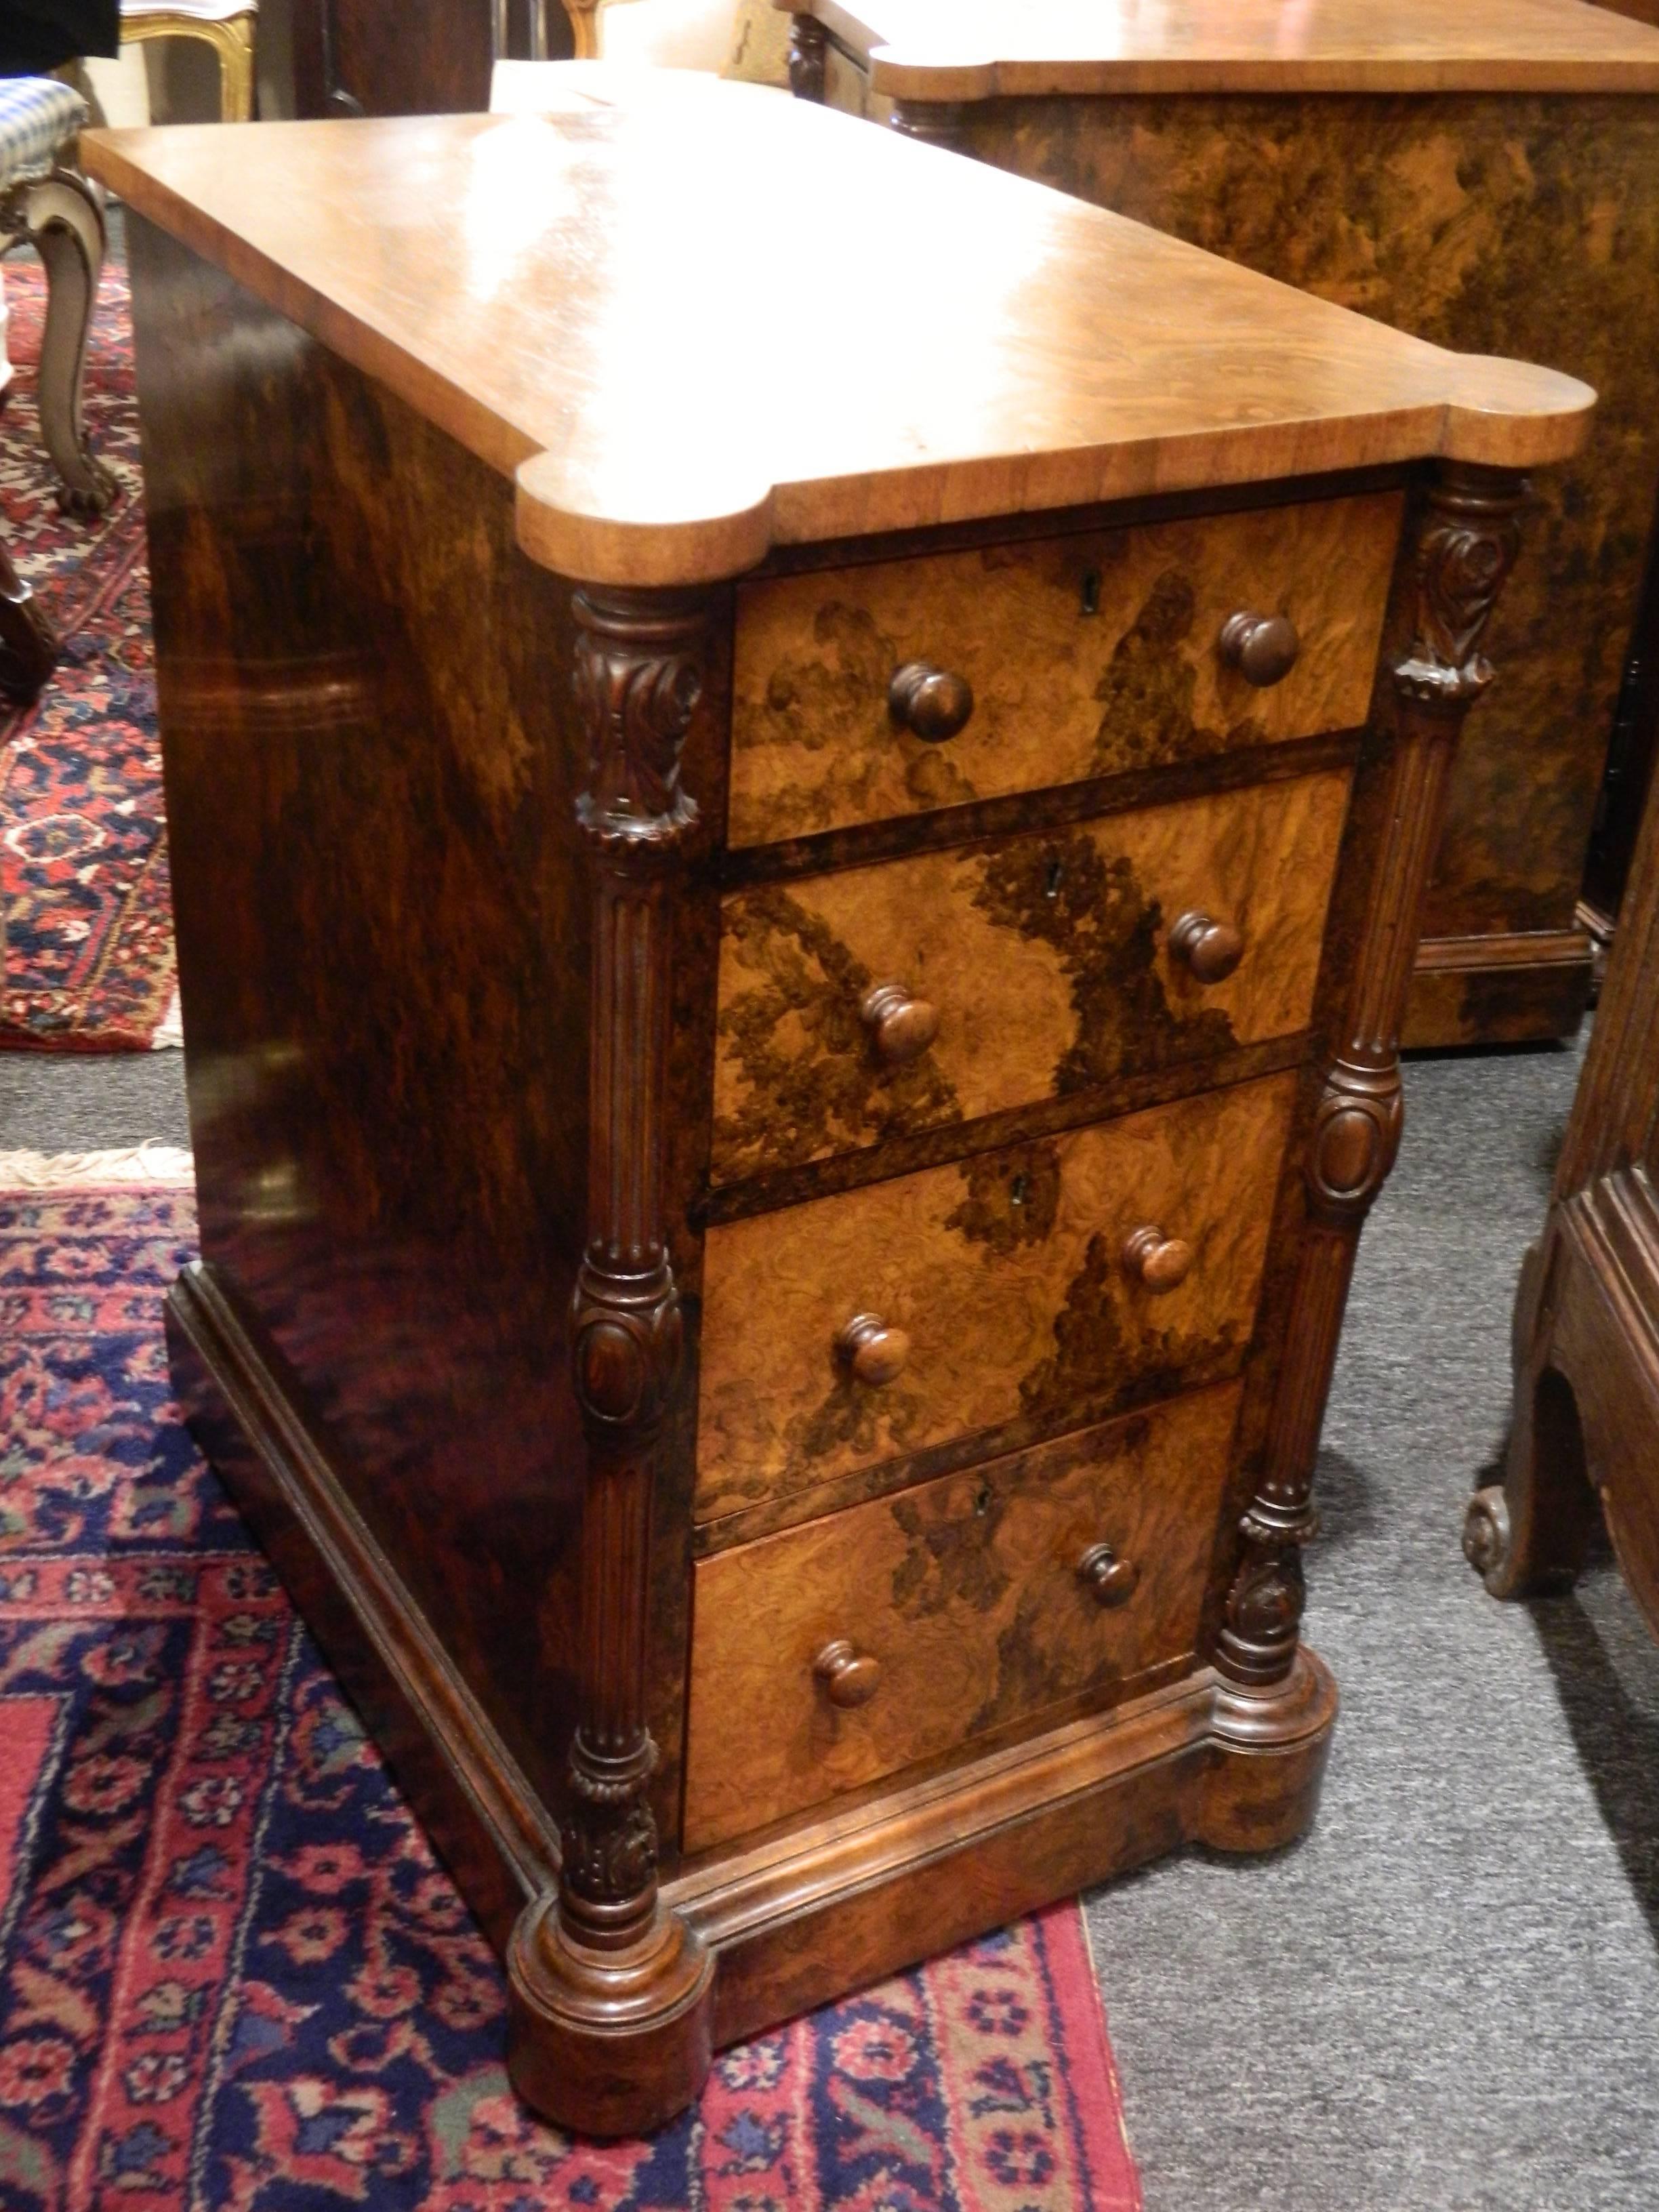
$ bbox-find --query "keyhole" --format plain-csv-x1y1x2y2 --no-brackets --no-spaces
1044,857,1063,900
1010,1173,1029,1207
1080,569,1101,617
974,1483,993,1516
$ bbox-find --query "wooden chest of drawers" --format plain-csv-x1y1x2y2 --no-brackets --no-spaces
787,0,1659,1046
87,79,1591,2135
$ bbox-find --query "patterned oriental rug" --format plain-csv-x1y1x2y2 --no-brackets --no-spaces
0,1164,1143,2212
0,251,176,1050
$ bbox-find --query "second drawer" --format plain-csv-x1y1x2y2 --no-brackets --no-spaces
712,766,1349,1186
696,1069,1296,1523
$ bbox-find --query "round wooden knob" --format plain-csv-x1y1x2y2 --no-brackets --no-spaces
1122,1225,1193,1294
1218,610,1300,687
888,661,975,742
1078,1542,1140,1607
1168,910,1244,984
859,981,939,1067
836,1312,911,1387
815,1638,882,1707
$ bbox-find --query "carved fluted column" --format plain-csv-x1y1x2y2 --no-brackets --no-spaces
1214,462,1529,1729
506,586,715,2135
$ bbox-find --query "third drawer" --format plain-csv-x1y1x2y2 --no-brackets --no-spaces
696,1069,1298,1524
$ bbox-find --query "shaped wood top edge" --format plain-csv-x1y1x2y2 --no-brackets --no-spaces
86,101,1593,588
804,0,1659,97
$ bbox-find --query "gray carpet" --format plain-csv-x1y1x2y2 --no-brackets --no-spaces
0,1044,190,1152
5,1030,1656,2207
1088,1038,1659,2211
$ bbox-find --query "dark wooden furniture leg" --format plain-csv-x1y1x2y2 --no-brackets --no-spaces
1201,460,1530,1814
1467,705,1659,1637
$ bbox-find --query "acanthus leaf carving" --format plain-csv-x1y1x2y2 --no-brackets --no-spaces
1393,469,1526,705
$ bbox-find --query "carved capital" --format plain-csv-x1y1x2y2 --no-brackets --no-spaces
1306,1060,1404,1225
571,588,705,851
788,12,827,100
1393,464,1528,705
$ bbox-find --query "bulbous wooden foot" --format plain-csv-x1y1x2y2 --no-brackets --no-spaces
506,1891,714,2137
1194,1646,1338,1855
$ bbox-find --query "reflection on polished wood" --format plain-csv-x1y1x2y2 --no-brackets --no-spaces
86,94,1586,588
797,0,1659,1046
94,77,1588,2136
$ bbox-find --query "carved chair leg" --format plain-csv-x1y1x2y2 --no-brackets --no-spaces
0,527,58,700
12,169,117,518
1465,1231,1599,1597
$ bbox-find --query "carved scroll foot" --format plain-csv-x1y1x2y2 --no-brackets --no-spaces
506,1891,714,2136
1195,1646,1338,1856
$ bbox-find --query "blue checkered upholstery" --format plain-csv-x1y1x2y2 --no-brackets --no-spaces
0,77,87,187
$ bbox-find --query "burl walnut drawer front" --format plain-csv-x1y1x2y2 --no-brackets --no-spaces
711,766,1348,1185
682,1382,1243,1853
727,491,1400,846
696,1071,1296,1523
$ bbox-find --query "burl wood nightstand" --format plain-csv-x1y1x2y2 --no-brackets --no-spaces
85,77,1591,2135
784,0,1659,1046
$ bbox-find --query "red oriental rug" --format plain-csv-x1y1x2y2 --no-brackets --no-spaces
0,249,176,1052
0,1166,1143,2211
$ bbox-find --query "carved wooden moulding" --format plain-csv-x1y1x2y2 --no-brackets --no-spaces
89,85,1590,2135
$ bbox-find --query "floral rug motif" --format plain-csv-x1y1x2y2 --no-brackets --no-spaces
1,247,175,1050
0,1176,1143,2211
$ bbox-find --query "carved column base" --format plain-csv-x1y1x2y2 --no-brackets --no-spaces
1193,1647,1338,1857
506,1891,714,2136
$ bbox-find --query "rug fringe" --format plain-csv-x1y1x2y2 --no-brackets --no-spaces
0,1142,194,1189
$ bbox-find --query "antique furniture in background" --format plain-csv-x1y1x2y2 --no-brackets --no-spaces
1467,699,1659,1643
87,80,1589,2133
787,0,1659,1048
120,0,260,121
289,0,569,116
0,75,114,699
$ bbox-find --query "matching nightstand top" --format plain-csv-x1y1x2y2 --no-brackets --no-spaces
804,0,1659,98
87,75,1592,585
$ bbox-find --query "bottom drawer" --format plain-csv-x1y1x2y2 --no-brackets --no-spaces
682,1382,1241,1854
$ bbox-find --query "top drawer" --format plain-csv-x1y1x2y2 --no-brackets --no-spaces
728,491,1401,847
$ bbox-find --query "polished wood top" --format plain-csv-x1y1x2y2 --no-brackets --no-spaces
808,0,1659,96
87,79,1592,586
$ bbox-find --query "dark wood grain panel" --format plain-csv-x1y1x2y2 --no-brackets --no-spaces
696,1071,1297,1519
682,1382,1241,1851
728,492,1399,843
712,766,1349,1183
129,214,596,1823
